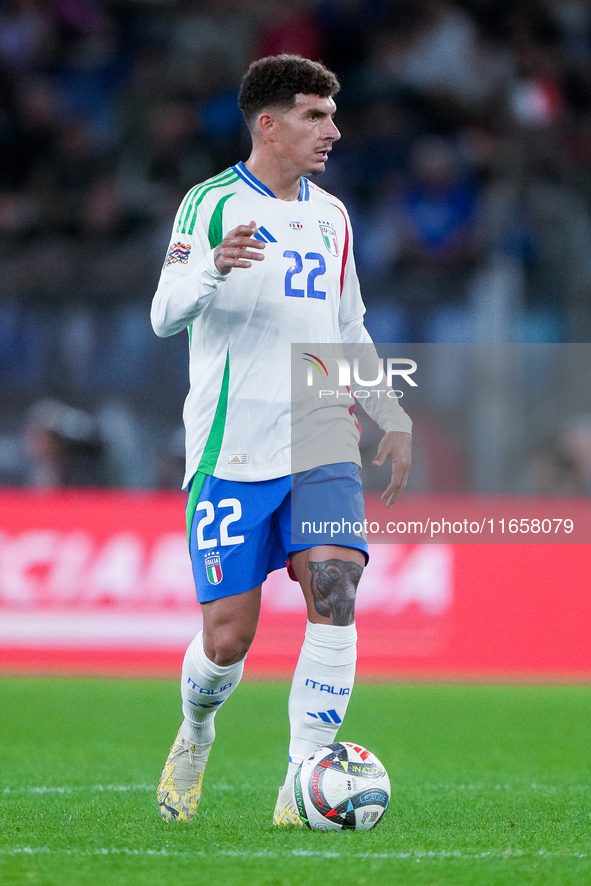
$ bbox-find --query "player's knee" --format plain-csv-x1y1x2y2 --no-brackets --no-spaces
310,564,362,625
204,626,253,667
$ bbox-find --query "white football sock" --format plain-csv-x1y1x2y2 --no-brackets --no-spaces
284,621,357,783
180,631,245,749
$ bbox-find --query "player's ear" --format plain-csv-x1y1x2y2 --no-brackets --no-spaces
257,111,277,142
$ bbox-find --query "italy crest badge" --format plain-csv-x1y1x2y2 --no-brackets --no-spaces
205,552,223,585
319,221,339,257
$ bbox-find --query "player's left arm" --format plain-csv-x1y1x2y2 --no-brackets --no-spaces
340,317,412,507
337,213,412,507
370,429,412,508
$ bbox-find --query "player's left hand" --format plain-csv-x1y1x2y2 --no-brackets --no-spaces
372,431,412,508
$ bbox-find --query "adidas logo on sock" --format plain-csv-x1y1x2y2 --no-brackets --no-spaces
306,709,342,724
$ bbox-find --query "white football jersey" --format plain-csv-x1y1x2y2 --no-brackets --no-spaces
151,162,411,487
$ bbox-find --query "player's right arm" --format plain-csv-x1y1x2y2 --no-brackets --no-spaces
151,209,265,338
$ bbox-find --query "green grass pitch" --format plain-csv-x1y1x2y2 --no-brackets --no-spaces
1,677,591,886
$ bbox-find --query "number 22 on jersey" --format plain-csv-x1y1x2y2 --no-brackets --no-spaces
283,251,326,299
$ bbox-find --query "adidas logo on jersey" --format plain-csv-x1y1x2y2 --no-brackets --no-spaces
228,453,249,464
253,226,277,243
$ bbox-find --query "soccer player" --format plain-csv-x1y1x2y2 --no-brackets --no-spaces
150,54,412,825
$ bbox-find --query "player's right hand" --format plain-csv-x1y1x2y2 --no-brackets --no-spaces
214,221,266,275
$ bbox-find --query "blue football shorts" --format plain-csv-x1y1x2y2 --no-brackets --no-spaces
187,462,369,603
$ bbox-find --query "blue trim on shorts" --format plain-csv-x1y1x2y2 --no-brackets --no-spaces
187,463,368,603
290,462,368,552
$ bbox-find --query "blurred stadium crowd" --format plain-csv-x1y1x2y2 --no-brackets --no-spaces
1,0,591,491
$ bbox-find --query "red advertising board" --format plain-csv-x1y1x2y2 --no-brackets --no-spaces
0,490,589,680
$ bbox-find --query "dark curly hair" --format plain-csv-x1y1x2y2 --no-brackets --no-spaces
238,55,340,128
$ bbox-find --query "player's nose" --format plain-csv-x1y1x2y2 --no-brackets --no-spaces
327,119,341,141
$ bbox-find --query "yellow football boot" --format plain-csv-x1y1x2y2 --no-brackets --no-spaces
273,780,303,826
157,728,209,821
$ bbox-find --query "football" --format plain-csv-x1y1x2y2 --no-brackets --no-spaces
294,741,390,831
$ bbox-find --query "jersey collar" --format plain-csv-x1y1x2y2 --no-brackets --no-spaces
234,161,310,201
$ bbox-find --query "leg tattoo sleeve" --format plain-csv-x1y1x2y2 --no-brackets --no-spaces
307,559,363,626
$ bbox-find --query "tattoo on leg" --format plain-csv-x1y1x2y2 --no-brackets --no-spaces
307,559,363,626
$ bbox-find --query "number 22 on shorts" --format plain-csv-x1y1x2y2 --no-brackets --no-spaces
195,498,244,549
